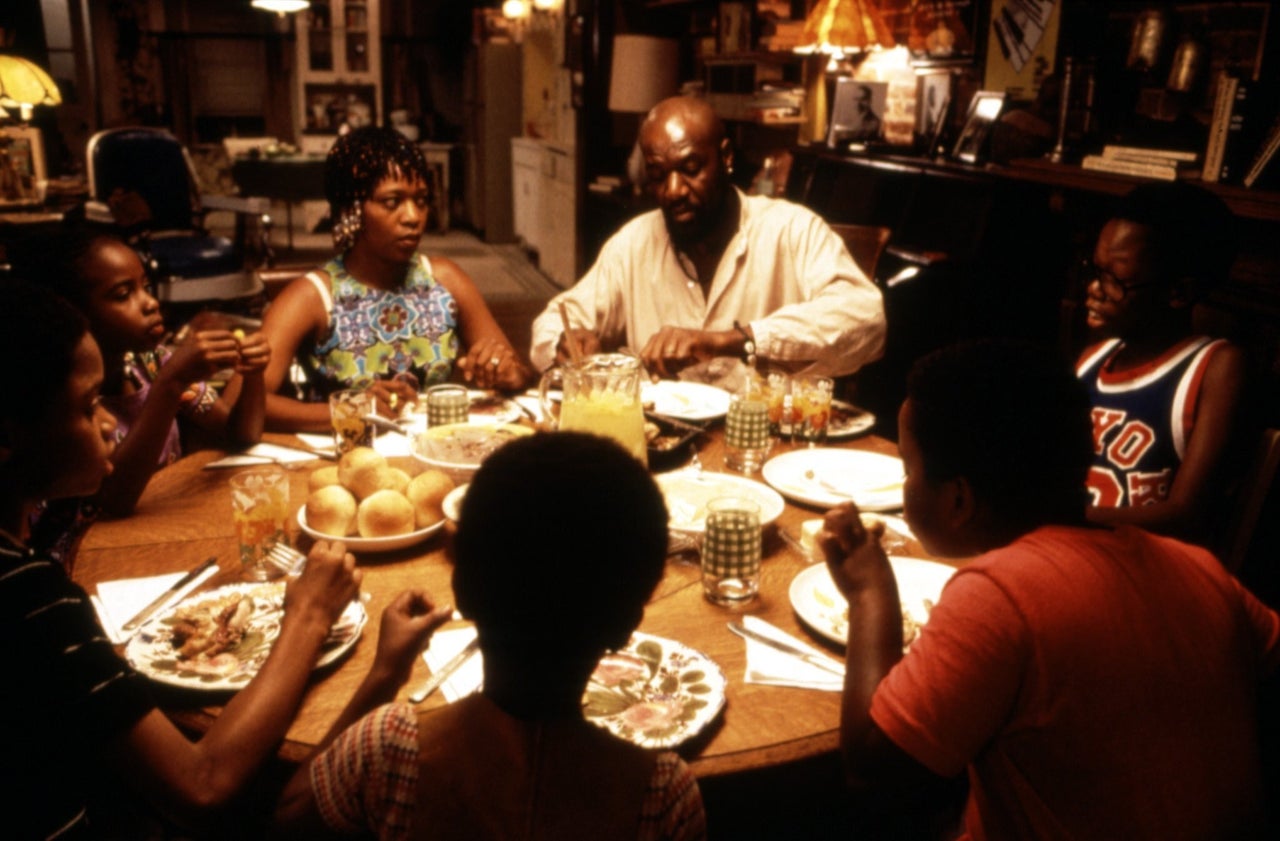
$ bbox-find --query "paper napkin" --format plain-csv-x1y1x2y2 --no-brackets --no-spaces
203,442,332,469
93,567,220,644
420,626,483,702
740,615,845,692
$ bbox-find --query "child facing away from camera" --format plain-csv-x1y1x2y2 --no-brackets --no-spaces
1075,181,1251,547
273,432,706,840
10,223,270,564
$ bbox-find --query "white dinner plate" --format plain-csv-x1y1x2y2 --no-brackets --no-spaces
762,448,904,511
582,631,727,749
642,380,732,421
297,507,446,552
826,400,876,440
789,558,954,648
655,470,786,535
125,582,366,691
442,483,468,522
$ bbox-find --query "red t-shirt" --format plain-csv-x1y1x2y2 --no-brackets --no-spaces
872,525,1280,840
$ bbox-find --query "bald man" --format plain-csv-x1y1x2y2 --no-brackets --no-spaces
529,96,885,384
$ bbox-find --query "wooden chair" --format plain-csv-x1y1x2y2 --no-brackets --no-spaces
1219,427,1280,574
829,223,892,283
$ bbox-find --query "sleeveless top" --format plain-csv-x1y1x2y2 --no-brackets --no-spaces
1076,336,1225,509
301,254,459,398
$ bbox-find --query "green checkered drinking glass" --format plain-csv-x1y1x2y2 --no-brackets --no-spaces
701,497,762,606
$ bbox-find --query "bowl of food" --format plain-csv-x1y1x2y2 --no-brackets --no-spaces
412,422,533,482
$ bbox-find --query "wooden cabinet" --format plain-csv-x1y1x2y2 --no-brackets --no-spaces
512,137,578,289
294,0,382,145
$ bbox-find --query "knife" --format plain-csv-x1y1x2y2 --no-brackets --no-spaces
409,636,480,703
728,621,845,677
644,410,708,435
120,556,219,633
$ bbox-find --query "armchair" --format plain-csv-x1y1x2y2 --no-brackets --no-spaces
85,127,272,304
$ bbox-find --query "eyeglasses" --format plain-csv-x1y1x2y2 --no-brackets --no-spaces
1081,260,1162,302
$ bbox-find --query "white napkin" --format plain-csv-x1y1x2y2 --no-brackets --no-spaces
513,395,544,423
740,615,845,692
92,568,220,644
420,626,483,702
203,442,332,469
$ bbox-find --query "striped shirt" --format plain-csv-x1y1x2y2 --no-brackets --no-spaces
309,702,707,840
0,542,155,839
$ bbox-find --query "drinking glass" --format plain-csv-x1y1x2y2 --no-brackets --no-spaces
724,391,772,474
425,383,470,427
794,376,834,445
329,388,374,454
701,497,762,606
230,467,291,581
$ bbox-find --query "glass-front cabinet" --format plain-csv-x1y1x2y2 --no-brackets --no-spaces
294,0,382,152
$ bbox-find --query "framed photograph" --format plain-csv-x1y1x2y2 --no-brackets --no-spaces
0,126,46,207
879,0,985,67
828,79,889,148
951,90,1005,164
916,70,952,140
718,3,752,55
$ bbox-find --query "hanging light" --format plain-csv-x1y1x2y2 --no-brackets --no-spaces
792,0,895,144
502,0,531,20
250,0,311,15
0,54,62,121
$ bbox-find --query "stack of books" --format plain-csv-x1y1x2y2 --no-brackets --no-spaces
1080,146,1198,181
1204,72,1277,186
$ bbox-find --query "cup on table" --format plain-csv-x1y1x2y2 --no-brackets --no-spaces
701,496,762,606
724,391,772,474
793,375,833,445
425,383,470,427
229,467,291,581
329,388,374,454
764,372,793,438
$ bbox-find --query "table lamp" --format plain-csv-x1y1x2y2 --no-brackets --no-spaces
793,0,895,144
0,54,62,122
608,35,679,114
250,0,310,15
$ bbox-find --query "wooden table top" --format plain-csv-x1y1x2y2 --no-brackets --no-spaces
74,426,942,779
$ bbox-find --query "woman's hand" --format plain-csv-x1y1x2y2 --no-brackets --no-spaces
817,503,893,597
372,589,454,686
457,338,530,391
366,378,418,417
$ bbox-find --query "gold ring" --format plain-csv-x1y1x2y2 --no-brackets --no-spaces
489,357,501,367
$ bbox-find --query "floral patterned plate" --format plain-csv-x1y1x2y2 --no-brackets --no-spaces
124,582,366,692
582,631,726,749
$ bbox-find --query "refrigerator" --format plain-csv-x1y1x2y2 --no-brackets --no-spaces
462,41,523,243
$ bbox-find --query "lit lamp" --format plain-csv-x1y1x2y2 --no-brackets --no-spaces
608,35,679,114
793,0,895,144
0,54,62,121
250,0,310,15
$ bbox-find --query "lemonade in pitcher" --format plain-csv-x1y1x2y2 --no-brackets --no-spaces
560,387,648,465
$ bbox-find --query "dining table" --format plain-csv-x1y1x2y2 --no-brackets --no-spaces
73,421,949,782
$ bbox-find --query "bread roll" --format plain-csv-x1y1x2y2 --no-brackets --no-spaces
308,465,341,493
357,489,415,538
406,469,455,529
384,467,412,495
306,485,358,537
339,447,388,499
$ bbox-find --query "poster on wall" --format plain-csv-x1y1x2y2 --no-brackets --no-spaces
879,0,984,67
983,0,1061,100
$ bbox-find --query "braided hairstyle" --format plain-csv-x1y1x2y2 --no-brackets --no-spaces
324,126,431,251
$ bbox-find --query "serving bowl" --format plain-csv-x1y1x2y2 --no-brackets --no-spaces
412,422,533,482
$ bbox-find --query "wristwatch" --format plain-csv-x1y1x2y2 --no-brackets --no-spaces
733,321,757,369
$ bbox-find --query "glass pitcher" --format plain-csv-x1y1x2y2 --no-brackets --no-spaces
539,352,648,466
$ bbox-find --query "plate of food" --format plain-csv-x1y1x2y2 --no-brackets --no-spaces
125,581,367,691
789,558,954,649
465,390,524,425
644,414,703,467
762,448,904,511
654,470,785,535
300,458,454,551
582,631,726,749
297,507,445,552
641,381,732,422
826,401,875,440
413,422,534,482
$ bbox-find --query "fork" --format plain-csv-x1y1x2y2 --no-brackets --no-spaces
266,542,307,577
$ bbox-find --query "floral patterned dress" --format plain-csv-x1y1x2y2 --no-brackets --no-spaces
301,254,459,398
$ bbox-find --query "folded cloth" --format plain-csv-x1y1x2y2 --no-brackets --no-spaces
420,626,483,702
93,567,220,644
203,442,331,469
740,615,844,692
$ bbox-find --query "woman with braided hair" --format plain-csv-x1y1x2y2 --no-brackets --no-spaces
260,127,532,431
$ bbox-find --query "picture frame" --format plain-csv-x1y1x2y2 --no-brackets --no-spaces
828,79,889,148
0,125,46,208
718,3,752,55
951,90,1005,164
916,70,952,141
880,0,986,67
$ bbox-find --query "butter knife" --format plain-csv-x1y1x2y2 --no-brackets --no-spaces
409,637,480,703
120,556,219,633
728,621,845,677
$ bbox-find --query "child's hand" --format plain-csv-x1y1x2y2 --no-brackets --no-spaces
163,330,240,387
373,589,453,685
818,503,892,597
284,540,362,631
233,330,271,375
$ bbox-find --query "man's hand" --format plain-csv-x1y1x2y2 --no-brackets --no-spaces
639,326,736,379
554,329,601,365
817,502,893,596
372,589,454,686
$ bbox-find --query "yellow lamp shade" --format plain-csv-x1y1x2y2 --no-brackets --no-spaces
0,55,63,114
796,0,896,55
